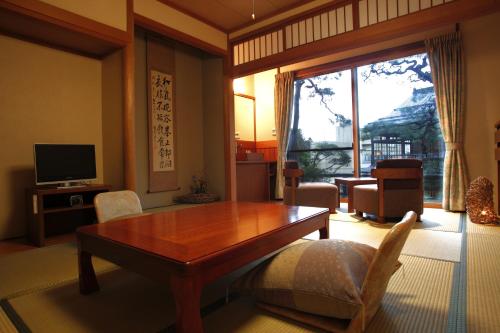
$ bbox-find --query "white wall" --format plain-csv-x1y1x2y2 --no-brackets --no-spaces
254,69,278,141
233,69,277,142
39,0,127,31
462,12,500,212
0,35,103,239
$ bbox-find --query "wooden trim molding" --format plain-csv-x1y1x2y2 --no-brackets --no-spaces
295,41,425,79
230,0,353,42
234,93,255,100
224,54,236,200
424,202,443,209
256,140,278,149
0,0,129,46
134,13,227,57
123,0,136,191
158,0,228,33
231,0,500,78
351,67,360,177
229,0,326,35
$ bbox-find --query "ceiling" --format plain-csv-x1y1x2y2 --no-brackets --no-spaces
160,0,311,32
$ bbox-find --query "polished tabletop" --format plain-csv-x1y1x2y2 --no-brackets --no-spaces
78,201,328,264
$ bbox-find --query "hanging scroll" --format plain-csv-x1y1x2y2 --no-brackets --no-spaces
151,70,174,171
147,36,178,192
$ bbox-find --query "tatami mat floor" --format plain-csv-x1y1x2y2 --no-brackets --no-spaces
466,217,500,333
0,203,499,332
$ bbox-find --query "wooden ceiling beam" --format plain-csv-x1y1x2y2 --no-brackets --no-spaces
134,14,227,57
0,0,129,58
158,0,229,33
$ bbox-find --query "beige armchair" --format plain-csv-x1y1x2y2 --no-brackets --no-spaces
353,159,423,223
94,190,144,223
283,160,338,213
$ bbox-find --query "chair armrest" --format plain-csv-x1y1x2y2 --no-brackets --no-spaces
372,168,422,180
283,169,304,178
283,168,304,205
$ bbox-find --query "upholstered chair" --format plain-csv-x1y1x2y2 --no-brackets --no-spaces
283,160,338,213
94,190,144,223
353,159,423,223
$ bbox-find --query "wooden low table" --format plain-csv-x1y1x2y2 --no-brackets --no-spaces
334,177,377,213
77,201,329,333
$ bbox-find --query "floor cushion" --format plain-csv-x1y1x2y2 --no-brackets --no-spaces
233,239,377,319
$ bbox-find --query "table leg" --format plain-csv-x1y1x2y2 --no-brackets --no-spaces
319,216,329,239
347,184,354,213
171,274,203,333
335,180,341,208
78,248,99,295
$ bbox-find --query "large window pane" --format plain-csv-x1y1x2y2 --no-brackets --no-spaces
288,70,354,183
357,53,445,202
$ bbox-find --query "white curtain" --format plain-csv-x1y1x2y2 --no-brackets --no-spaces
425,32,469,211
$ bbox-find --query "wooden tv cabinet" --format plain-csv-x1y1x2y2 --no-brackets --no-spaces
26,184,111,247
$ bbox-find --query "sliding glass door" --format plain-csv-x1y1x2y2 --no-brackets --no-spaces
288,51,445,203
357,53,444,202
287,69,354,183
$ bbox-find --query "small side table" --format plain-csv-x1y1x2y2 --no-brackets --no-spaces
334,177,377,213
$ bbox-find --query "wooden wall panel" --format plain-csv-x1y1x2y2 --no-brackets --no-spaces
146,37,177,192
236,140,277,162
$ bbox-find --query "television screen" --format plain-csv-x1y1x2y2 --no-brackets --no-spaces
34,144,96,185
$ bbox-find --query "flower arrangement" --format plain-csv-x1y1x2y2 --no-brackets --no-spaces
190,175,208,194
175,175,219,204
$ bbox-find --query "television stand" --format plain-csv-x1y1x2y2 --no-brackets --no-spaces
26,184,111,246
56,182,87,189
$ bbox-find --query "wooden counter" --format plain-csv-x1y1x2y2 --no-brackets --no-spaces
236,161,276,202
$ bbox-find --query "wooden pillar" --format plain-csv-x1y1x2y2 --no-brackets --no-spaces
223,49,236,201
123,0,136,191
351,67,360,177
495,121,500,213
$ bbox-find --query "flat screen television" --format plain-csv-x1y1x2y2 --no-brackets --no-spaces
34,144,96,187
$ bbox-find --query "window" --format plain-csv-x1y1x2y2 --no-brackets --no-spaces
287,69,354,183
288,51,445,202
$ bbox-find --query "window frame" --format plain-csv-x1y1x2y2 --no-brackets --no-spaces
291,41,442,207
